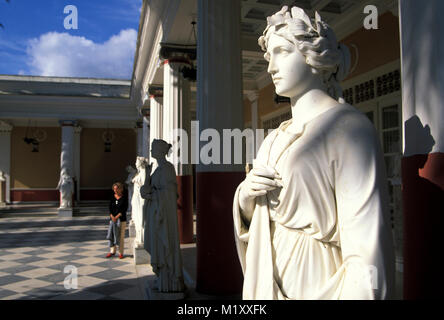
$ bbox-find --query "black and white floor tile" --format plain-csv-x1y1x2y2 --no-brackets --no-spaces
0,214,151,300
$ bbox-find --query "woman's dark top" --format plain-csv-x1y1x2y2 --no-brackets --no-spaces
109,193,128,222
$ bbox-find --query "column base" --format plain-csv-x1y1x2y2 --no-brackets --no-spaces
402,153,444,299
177,175,194,244
196,171,245,295
0,202,6,208
146,279,185,300
58,208,73,217
133,246,150,265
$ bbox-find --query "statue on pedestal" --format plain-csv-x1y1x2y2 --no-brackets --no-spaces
57,168,74,208
141,139,184,293
0,171,5,207
131,157,148,248
125,165,137,214
233,6,395,300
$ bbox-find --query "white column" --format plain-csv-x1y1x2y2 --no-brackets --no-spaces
60,121,75,177
196,0,244,294
0,121,13,204
136,121,144,157
162,58,194,244
163,60,192,175
248,91,259,161
399,0,444,299
149,94,163,150
142,114,150,160
197,0,244,173
73,126,82,202
59,120,76,214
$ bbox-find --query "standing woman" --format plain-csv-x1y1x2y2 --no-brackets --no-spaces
107,182,128,259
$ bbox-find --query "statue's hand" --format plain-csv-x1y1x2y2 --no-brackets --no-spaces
239,164,282,216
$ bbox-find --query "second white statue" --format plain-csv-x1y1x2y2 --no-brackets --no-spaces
141,139,184,294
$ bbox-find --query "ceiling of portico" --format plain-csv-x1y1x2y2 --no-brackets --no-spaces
240,0,399,93
143,0,398,109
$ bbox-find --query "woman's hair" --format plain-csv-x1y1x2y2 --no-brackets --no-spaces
152,139,172,156
258,6,350,101
112,182,124,191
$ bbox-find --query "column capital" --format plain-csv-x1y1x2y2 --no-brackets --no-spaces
160,43,196,62
59,120,78,127
148,85,164,98
74,126,82,134
247,91,259,103
0,120,13,134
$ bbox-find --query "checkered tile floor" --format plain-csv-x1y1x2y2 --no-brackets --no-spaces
0,213,151,300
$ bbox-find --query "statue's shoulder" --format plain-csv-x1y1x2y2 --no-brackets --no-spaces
159,161,177,176
325,103,379,150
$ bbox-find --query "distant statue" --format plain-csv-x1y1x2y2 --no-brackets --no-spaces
125,165,137,213
132,157,148,248
57,168,74,208
0,171,5,206
141,139,184,293
233,6,395,300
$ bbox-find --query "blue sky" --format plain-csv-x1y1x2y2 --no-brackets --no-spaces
0,0,142,79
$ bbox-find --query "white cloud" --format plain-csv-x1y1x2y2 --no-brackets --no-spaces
25,29,138,79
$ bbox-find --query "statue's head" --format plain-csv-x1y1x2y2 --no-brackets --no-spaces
151,139,172,160
258,6,350,101
135,156,147,169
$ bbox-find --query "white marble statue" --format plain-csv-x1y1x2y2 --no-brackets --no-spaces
57,168,74,208
125,165,137,213
140,139,184,293
233,6,395,300
0,171,5,206
132,156,148,248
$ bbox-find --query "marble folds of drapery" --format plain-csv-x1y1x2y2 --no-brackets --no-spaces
233,103,395,300
144,162,184,292
132,166,146,245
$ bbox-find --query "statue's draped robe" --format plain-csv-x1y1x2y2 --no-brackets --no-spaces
57,176,74,208
132,169,145,245
233,104,395,300
144,162,184,292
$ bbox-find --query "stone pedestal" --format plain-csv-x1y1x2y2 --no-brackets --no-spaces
58,208,73,218
146,279,185,300
133,245,150,265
